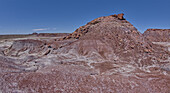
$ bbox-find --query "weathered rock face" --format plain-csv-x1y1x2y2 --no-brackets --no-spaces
117,13,125,20
58,13,167,64
61,13,128,40
4,39,46,57
143,29,170,42
0,14,169,93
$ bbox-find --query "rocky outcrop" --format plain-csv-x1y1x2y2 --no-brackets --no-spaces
4,39,46,57
60,13,128,40
115,13,125,20
143,29,170,42
58,13,168,64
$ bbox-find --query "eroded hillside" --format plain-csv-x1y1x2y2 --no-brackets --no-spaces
0,14,169,93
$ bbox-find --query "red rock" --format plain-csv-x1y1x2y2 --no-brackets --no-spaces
0,13,169,93
61,13,129,40
117,13,125,20
143,29,170,42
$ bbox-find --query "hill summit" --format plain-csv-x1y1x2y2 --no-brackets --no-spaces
57,13,167,62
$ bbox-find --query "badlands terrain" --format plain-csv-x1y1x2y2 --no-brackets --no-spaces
0,13,169,93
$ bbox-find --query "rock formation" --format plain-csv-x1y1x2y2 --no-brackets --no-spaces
58,13,168,64
4,39,46,57
0,13,169,93
143,29,170,42
61,13,127,40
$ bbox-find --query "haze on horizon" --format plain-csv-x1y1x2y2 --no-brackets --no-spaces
0,0,169,35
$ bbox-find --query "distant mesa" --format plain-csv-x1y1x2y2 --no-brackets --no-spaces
143,29,170,42
31,32,69,37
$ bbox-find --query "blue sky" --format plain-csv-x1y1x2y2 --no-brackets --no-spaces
0,0,169,34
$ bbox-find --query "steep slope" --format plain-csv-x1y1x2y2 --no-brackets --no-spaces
57,13,168,65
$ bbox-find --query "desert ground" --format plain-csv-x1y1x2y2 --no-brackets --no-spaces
0,14,169,93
